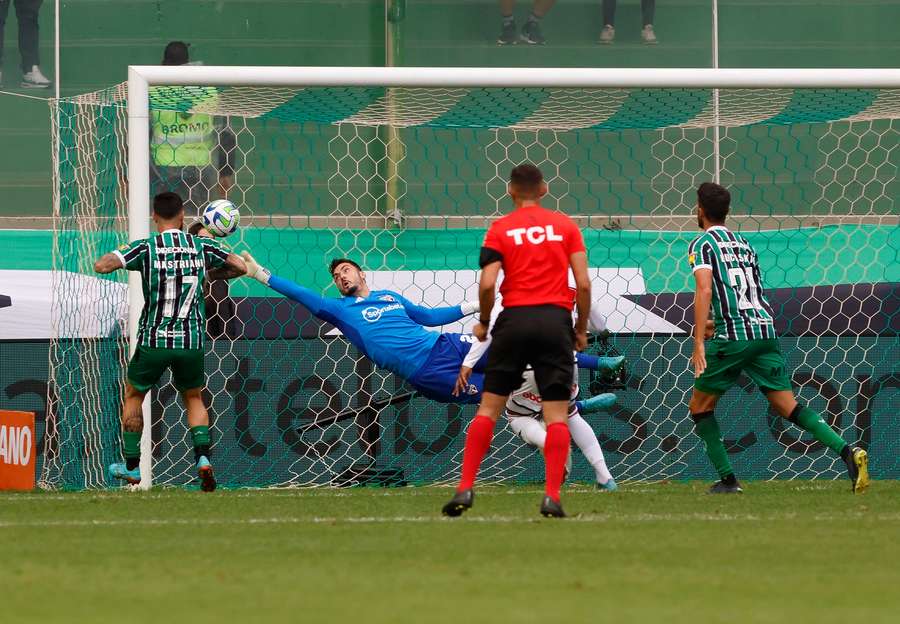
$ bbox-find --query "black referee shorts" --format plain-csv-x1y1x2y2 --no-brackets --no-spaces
483,304,575,402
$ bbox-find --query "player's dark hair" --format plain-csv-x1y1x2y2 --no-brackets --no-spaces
329,258,362,275
697,182,730,223
509,163,544,195
162,41,190,66
187,221,205,236
153,192,184,220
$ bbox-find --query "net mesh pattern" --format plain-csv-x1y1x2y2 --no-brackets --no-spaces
41,82,899,489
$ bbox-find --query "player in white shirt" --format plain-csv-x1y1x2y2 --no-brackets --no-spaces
454,300,620,491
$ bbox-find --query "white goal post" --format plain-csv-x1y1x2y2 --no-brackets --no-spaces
112,66,900,490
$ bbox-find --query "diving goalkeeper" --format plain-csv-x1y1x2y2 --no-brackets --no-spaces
240,253,621,405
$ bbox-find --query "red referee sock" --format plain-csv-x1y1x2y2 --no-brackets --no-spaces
544,422,571,502
457,415,496,491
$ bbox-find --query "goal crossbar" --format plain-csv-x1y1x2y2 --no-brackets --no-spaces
128,66,900,89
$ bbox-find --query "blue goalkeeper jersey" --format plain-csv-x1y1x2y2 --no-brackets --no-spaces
268,275,469,380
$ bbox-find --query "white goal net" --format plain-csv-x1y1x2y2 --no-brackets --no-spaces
41,68,899,489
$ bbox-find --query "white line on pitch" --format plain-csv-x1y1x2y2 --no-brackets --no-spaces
0,482,846,502
0,486,614,501
1,512,897,528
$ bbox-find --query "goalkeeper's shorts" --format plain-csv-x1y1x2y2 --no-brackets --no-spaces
408,333,488,405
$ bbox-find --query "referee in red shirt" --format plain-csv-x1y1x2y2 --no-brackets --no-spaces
442,163,591,518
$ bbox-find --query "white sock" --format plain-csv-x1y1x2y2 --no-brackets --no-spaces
508,416,547,448
569,413,613,484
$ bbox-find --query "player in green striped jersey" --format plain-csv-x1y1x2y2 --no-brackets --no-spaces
94,192,246,491
687,182,869,494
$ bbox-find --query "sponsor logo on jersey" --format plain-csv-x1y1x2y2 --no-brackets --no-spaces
155,329,187,338
362,302,404,322
155,246,199,255
160,121,211,135
505,225,564,246
716,240,752,251
519,383,579,405
378,294,396,302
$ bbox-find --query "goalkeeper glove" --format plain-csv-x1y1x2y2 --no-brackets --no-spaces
241,251,272,285
460,301,480,315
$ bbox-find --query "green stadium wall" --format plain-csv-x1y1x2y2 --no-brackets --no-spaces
2,0,899,219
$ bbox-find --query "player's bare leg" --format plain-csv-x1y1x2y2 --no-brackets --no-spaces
533,0,557,15
182,387,216,492
765,390,868,493
539,400,570,517
688,389,742,494
109,383,147,484
442,392,507,517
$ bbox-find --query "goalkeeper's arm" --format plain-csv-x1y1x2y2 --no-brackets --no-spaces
241,251,332,316
397,294,479,327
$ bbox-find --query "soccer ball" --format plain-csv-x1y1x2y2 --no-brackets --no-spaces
201,199,240,237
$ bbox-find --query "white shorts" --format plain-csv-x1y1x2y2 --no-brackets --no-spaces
504,359,579,421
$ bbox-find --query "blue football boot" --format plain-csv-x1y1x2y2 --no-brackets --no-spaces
109,462,141,485
597,478,618,492
197,455,217,492
575,392,618,414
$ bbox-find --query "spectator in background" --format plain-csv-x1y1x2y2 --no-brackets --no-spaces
188,221,234,340
150,41,236,216
0,0,51,87
600,0,657,44
497,0,557,46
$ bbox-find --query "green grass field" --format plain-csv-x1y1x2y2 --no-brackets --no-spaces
2,481,899,623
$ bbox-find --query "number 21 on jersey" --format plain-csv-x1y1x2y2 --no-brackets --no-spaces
727,267,763,310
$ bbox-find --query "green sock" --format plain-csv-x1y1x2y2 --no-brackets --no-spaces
123,431,141,470
191,425,211,447
793,406,848,454
694,413,734,480
191,425,212,463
